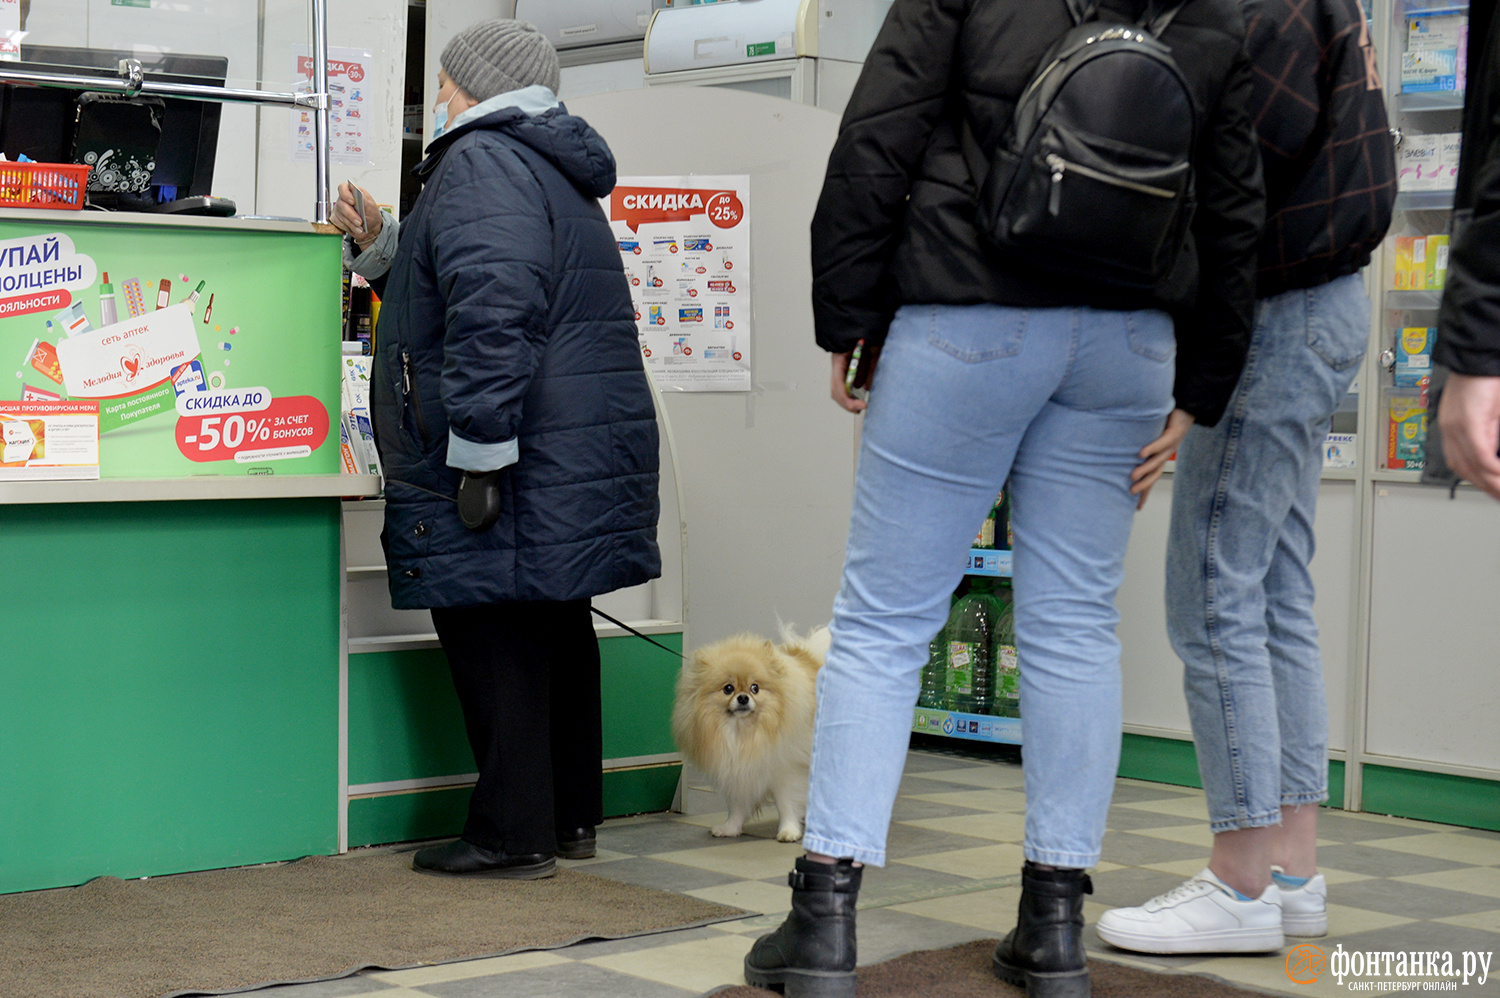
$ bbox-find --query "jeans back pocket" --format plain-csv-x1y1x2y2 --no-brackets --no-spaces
926,305,1028,363
1306,279,1368,371
1126,311,1176,363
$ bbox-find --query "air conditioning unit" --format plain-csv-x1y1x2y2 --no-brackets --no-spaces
511,0,661,51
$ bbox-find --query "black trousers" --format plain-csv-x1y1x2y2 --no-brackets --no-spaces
429,599,603,855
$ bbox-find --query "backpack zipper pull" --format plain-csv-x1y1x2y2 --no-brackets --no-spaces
400,349,413,396
1046,154,1066,216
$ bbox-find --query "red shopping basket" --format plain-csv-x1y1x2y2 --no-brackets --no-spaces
0,161,92,210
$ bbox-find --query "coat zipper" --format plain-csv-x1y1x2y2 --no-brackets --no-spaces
1044,153,1176,216
400,348,433,445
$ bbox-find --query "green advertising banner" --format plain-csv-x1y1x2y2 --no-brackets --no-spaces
0,217,342,479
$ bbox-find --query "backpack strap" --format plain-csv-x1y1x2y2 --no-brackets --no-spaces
1141,0,1190,36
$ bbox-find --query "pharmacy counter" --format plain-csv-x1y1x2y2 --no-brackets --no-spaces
0,208,365,895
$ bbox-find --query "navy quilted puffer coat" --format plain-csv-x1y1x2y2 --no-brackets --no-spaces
371,103,661,609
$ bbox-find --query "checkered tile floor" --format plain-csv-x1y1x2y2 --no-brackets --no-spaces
249,746,1500,998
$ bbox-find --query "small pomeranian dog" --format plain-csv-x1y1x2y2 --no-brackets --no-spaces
672,625,830,841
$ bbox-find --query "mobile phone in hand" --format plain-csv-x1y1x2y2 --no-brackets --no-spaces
845,339,879,401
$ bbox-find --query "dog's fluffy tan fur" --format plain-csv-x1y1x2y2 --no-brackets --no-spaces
671,625,830,840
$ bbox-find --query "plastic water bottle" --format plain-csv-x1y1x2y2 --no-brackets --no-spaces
945,578,1002,714
918,628,947,709
992,587,1020,718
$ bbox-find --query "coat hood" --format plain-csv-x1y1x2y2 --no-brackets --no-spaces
421,104,618,199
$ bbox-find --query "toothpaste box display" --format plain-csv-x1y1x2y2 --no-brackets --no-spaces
1394,327,1434,388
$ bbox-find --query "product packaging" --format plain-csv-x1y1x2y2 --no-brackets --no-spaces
1397,134,1444,191
1386,389,1429,470
1394,327,1434,388
1426,234,1451,289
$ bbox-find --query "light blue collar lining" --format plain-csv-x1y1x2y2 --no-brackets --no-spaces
451,85,561,129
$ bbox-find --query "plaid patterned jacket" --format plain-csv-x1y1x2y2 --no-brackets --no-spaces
1243,0,1396,297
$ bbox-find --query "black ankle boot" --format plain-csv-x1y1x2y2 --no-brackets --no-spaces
743,856,861,998
993,862,1093,998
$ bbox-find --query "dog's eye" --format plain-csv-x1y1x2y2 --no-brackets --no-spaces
722,684,735,696
750,683,759,694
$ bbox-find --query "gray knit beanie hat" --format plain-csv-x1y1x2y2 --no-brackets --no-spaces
441,19,560,103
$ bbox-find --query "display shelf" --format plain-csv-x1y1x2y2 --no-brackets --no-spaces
1320,466,1359,481
1371,468,1426,484
965,547,1013,577
1386,289,1446,310
1394,190,1456,212
913,706,1022,745
0,474,380,505
1397,91,1466,113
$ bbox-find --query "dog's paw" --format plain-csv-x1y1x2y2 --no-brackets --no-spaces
710,822,744,838
776,825,803,843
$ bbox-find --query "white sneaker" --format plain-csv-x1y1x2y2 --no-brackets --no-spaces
1274,868,1328,937
1096,868,1285,954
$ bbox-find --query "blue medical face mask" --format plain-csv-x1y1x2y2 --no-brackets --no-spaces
432,97,449,140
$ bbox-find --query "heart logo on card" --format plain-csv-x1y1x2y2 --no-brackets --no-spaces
121,350,142,382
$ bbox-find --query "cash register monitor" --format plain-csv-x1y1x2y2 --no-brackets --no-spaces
0,46,229,205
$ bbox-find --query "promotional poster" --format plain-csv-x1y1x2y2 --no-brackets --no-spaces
0,219,341,479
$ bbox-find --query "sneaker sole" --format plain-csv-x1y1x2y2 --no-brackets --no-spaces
411,857,557,880
743,960,855,998
1096,922,1283,955
1283,911,1328,937
993,950,1090,998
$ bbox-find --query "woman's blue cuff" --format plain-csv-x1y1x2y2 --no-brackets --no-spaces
446,431,518,472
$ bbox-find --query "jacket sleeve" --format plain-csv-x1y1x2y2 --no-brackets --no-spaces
1174,42,1265,426
429,146,552,471
1434,6,1500,376
809,0,969,354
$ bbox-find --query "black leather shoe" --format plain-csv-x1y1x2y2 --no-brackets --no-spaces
744,857,861,998
411,838,556,879
556,826,597,860
993,862,1093,997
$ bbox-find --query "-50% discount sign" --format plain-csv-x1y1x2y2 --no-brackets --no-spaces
174,394,330,463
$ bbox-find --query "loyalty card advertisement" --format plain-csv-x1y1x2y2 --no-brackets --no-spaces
608,176,751,392
0,221,341,479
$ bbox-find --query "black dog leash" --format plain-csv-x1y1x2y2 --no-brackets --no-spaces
591,606,686,660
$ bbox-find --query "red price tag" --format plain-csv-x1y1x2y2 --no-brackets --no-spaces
706,192,744,230
175,395,330,463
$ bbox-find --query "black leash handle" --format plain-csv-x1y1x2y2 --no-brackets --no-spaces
591,606,686,660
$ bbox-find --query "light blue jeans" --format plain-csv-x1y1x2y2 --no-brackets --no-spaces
1167,273,1368,833
802,302,1176,868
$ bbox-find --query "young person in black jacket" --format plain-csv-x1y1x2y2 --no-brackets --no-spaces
1434,0,1500,499
1098,0,1394,955
742,2,1263,996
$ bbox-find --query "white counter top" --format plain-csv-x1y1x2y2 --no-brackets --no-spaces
0,474,381,504
0,207,335,236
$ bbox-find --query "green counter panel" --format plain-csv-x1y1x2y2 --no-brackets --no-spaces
0,498,341,895
346,632,684,848
1118,734,1346,813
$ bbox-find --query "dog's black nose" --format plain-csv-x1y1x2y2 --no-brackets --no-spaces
736,694,750,706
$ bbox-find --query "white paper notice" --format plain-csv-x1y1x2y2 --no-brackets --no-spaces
55,303,202,398
607,175,751,392
291,47,373,166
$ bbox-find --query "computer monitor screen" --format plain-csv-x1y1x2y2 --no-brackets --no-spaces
0,46,228,200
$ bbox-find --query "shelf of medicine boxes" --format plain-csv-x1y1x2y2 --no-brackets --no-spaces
1394,190,1456,212
907,547,1022,746
1397,91,1466,113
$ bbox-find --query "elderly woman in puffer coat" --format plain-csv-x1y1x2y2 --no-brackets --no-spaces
333,19,660,879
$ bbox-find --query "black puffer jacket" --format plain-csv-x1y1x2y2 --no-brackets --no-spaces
1243,0,1395,298
810,0,1264,426
1435,0,1500,376
372,104,661,609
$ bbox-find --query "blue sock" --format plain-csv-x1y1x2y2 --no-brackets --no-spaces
1230,887,1253,901
1273,870,1311,889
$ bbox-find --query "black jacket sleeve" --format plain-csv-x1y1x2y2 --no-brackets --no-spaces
1435,0,1500,376
1173,41,1265,426
809,0,969,354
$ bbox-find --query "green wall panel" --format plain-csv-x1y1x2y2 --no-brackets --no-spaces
0,498,341,894
348,632,684,787
347,650,470,786
1361,765,1500,833
346,765,683,849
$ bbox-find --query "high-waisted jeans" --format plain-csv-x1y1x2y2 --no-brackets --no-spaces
802,302,1176,868
1167,273,1368,832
